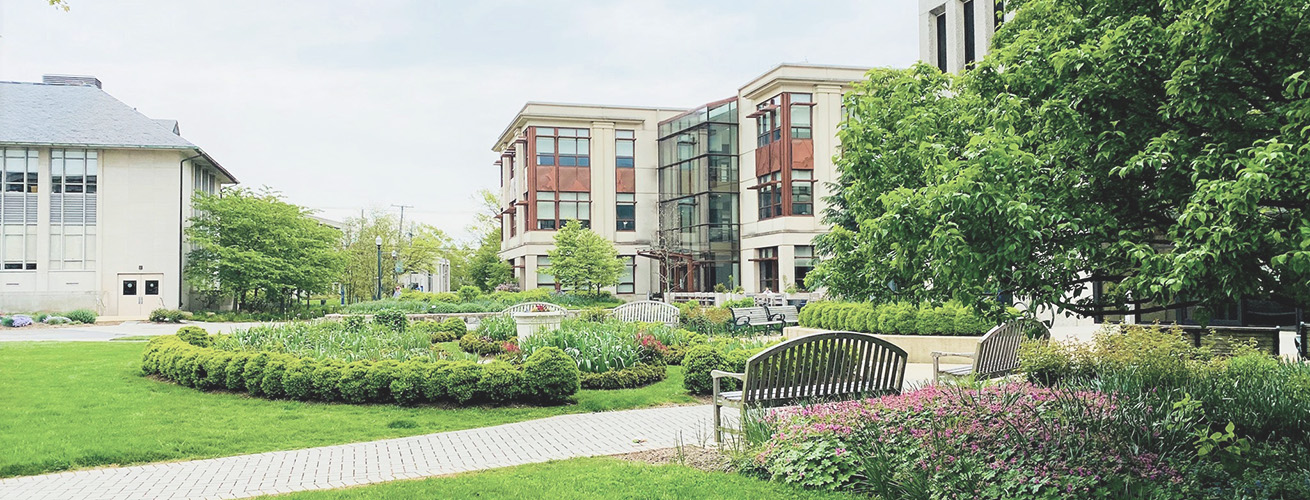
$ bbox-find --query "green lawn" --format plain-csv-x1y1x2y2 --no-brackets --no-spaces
256,457,857,500
0,342,698,478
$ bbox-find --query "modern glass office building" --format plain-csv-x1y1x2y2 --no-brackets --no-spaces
655,98,740,291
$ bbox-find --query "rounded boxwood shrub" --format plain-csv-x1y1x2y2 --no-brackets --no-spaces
459,333,506,355
440,317,467,336
364,360,401,402
478,361,524,402
682,344,727,395
224,352,251,391
242,352,271,396
64,308,97,324
373,309,408,333
311,361,344,401
390,361,428,406
199,351,231,390
579,363,666,390
260,354,292,398
337,361,374,404
420,362,450,402
177,325,212,347
445,361,486,404
282,358,316,400
522,347,580,403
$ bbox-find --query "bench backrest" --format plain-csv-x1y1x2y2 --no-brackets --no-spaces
501,302,567,316
731,306,772,325
741,332,907,406
768,305,800,325
1178,325,1281,356
613,300,679,327
973,318,1050,377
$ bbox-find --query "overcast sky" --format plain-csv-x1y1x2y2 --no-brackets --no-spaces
0,0,919,240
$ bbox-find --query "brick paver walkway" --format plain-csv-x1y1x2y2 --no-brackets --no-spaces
0,405,716,500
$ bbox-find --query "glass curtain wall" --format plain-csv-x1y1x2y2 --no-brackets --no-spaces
657,99,740,291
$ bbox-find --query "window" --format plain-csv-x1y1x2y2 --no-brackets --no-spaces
789,94,812,139
935,11,948,71
145,280,160,295
534,127,590,167
755,96,781,147
49,150,98,271
536,255,556,289
1,148,39,270
757,247,779,292
792,170,815,215
615,130,635,168
122,280,137,296
616,193,636,231
756,173,783,220
963,0,976,65
536,191,591,230
617,255,635,293
794,246,816,291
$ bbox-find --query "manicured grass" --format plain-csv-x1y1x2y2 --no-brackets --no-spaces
256,457,857,500
0,342,697,478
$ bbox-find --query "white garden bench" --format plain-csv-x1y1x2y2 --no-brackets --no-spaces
500,302,567,316
932,318,1050,383
612,300,680,327
711,331,908,442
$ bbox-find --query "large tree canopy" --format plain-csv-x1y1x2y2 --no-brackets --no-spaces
186,187,345,310
810,0,1310,320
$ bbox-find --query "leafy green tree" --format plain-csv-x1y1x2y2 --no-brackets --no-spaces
812,0,1310,319
339,210,465,301
185,187,344,310
544,220,624,294
466,229,512,292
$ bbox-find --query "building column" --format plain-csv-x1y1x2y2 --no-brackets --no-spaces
590,121,616,240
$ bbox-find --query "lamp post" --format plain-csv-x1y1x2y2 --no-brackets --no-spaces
375,236,383,300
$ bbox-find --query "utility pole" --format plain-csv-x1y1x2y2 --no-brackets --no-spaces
391,204,414,243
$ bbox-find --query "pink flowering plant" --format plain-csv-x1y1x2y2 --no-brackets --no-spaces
752,383,1190,498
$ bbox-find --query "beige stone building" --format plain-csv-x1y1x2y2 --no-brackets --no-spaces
0,75,236,316
491,64,868,297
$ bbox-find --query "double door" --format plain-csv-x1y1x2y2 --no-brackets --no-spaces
117,273,164,317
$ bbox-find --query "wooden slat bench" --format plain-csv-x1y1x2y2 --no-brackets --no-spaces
612,300,680,327
730,306,783,335
711,331,908,442
932,318,1050,383
767,305,800,327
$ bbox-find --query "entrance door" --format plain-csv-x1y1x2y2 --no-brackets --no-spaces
117,274,164,317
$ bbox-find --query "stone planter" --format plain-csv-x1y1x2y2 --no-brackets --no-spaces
511,311,564,341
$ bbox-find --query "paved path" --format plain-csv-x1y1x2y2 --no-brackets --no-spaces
0,405,717,500
0,321,272,342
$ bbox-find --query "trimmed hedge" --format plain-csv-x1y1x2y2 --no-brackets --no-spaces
413,318,467,343
682,343,768,395
459,333,510,355
140,335,579,406
798,301,993,336
579,363,667,390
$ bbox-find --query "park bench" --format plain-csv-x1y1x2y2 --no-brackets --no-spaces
711,331,908,442
730,306,783,335
500,302,567,316
612,300,680,327
932,318,1050,383
767,305,800,326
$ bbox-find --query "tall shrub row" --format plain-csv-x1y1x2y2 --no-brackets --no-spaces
798,301,992,336
141,335,580,405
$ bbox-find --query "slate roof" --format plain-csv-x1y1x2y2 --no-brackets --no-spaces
0,80,237,182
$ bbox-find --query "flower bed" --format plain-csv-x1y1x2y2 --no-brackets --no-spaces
516,319,699,389
141,333,580,406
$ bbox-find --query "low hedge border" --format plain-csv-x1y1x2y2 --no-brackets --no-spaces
140,334,580,406
579,363,667,390
798,301,994,336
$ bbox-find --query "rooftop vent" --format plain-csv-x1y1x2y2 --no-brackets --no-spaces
42,74,102,89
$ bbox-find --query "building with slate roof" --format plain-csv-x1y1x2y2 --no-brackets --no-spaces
0,75,237,316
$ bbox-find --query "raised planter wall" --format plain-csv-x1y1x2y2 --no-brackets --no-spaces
783,326,981,364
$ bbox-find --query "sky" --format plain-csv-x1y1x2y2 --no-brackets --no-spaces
0,0,920,240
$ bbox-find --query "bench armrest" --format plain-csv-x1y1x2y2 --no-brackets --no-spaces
931,351,976,359
711,370,746,381
733,317,752,327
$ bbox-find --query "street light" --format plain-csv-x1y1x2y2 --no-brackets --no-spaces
375,236,383,301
